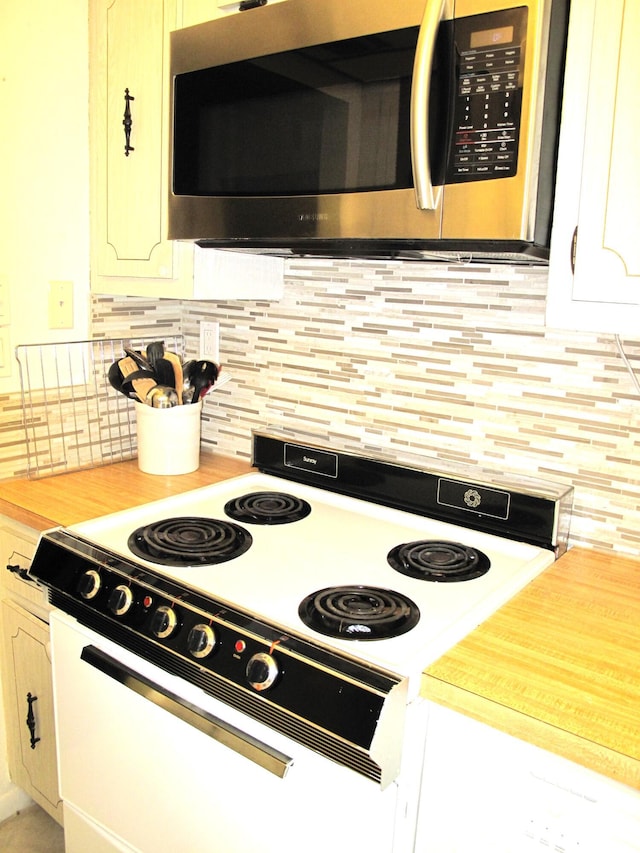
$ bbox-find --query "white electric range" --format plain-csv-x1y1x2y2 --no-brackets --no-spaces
30,430,573,853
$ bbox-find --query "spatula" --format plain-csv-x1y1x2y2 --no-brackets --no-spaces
163,351,184,404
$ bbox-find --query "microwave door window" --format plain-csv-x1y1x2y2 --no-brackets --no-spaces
172,29,418,198
198,88,348,195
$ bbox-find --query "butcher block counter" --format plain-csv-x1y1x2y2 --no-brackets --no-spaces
0,454,252,530
422,546,640,791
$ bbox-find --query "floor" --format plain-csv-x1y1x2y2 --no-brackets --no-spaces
0,804,65,853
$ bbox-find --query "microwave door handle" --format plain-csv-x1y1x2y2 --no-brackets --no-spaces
411,0,448,210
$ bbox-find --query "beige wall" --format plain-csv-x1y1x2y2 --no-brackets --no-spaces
0,1,91,395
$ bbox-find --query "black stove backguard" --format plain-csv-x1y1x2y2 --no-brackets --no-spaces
252,431,573,555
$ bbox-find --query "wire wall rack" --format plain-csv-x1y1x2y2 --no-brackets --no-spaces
16,335,185,479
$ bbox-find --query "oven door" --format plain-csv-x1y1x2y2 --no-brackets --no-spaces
50,611,413,853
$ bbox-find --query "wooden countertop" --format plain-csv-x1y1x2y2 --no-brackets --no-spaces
0,454,252,530
422,547,640,791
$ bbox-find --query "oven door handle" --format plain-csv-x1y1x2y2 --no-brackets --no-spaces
81,645,293,779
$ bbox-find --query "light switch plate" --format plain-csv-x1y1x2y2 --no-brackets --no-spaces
48,280,74,329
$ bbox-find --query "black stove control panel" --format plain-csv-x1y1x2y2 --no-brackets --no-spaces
30,529,403,784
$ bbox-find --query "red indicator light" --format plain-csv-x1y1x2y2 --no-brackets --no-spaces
143,595,153,608
234,639,246,654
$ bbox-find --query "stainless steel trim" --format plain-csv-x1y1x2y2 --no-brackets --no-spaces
81,645,293,779
411,0,447,210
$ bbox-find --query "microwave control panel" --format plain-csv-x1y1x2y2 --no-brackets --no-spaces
447,7,528,184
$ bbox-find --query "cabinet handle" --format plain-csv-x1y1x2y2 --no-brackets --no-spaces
25,693,40,750
570,225,578,275
123,88,135,156
6,563,34,583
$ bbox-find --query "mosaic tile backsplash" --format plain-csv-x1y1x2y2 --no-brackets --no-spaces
2,259,639,557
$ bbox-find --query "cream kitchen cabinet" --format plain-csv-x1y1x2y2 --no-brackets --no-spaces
0,522,63,824
417,701,640,852
0,603,62,824
89,0,285,300
89,0,194,298
546,0,640,334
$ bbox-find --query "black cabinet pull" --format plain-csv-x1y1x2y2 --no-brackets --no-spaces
123,88,135,156
6,563,33,582
25,693,40,750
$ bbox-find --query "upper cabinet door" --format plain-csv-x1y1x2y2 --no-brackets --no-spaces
90,0,176,281
546,0,640,333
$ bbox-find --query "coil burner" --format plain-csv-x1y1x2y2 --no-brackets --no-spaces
224,491,312,525
127,517,252,566
298,585,420,640
387,540,490,582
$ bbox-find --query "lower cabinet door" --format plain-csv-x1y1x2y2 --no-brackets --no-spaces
0,600,63,823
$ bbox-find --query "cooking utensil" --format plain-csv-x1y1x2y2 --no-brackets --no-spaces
124,348,152,372
116,356,158,403
163,351,184,404
145,341,177,395
108,361,136,398
154,357,177,390
147,385,179,408
182,360,220,404
146,341,165,371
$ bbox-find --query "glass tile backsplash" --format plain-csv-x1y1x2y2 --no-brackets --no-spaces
1,259,638,556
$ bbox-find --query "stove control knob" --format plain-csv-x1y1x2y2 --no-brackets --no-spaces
187,624,217,659
108,584,134,616
151,605,178,639
78,569,101,600
246,652,279,692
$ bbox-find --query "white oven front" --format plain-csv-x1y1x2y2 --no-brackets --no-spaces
50,610,424,853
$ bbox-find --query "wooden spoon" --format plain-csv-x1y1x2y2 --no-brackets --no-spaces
163,351,184,404
118,356,157,404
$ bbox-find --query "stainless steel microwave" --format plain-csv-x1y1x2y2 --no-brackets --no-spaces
168,0,569,262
